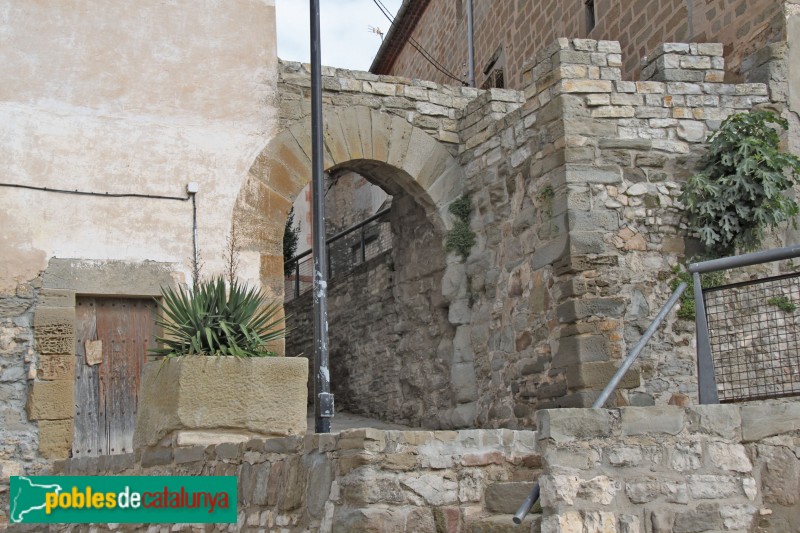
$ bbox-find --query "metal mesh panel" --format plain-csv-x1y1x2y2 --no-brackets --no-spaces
703,272,800,402
284,211,392,302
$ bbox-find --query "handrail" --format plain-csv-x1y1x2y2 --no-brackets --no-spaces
283,207,391,268
688,243,800,274
689,244,800,404
513,282,688,525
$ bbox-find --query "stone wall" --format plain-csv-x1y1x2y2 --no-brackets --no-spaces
378,0,787,89
17,400,799,532
536,400,800,533
46,427,541,533
283,36,795,433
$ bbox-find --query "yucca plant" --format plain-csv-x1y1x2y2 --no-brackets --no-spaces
151,277,285,358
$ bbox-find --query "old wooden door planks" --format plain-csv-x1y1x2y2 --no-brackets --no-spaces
73,297,157,457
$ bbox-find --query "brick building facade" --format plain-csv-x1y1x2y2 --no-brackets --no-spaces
371,0,786,89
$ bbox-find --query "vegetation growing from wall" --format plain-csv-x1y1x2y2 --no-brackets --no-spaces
283,207,301,275
445,195,476,261
670,265,725,320
680,111,800,256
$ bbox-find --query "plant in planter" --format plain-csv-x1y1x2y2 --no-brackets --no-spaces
151,277,285,358
133,277,308,449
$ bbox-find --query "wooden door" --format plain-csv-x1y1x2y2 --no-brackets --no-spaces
73,297,157,457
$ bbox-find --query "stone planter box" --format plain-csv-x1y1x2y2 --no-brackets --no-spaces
133,356,308,449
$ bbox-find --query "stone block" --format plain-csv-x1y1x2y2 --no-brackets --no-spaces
38,419,73,459
674,505,722,533
559,79,613,93
173,446,205,464
536,408,614,442
552,334,610,367
557,297,627,323
27,380,74,420
689,404,741,440
741,401,800,441
566,361,639,390
38,354,75,381
140,447,173,468
34,306,75,355
38,289,75,308
485,482,536,514
621,406,685,436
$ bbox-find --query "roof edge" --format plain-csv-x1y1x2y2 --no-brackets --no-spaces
369,0,430,74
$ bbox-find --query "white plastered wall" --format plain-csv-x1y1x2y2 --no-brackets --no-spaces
0,0,279,292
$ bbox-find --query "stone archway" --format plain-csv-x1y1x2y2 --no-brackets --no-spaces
233,105,465,298
233,105,476,427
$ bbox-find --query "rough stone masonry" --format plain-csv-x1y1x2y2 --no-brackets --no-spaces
286,35,797,433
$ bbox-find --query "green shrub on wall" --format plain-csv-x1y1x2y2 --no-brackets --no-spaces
445,195,476,261
680,110,800,256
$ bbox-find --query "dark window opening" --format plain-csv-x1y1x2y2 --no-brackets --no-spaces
481,46,505,89
481,69,504,90
585,0,596,33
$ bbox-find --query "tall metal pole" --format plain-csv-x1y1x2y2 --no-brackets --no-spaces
466,0,475,87
310,0,333,433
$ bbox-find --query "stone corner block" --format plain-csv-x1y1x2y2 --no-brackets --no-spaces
535,408,614,442
27,380,74,420
621,405,685,436
38,419,74,459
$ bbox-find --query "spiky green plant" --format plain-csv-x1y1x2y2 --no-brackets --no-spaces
151,277,285,358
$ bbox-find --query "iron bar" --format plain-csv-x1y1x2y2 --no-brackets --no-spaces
513,283,687,525
360,225,366,263
283,207,391,268
310,0,332,433
593,282,687,408
694,272,720,404
294,260,300,298
688,244,800,274
466,0,475,87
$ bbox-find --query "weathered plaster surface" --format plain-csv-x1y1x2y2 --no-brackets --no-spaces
0,0,278,292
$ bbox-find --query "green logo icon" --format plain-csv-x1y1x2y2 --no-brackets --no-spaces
9,476,237,524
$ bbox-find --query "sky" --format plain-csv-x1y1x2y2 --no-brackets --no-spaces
276,0,404,71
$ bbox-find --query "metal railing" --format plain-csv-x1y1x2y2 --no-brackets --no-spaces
284,208,392,302
690,244,800,404
513,282,688,524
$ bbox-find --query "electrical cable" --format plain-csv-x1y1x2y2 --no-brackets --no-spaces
373,0,462,82
0,182,190,201
372,0,466,85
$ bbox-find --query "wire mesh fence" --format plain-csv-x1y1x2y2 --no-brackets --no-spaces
703,271,800,402
284,209,392,303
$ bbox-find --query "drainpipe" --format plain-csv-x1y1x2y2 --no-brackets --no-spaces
309,0,334,433
467,0,475,87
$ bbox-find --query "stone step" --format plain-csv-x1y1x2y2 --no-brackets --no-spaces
467,514,541,533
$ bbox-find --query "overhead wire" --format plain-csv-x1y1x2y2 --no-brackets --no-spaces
371,0,466,85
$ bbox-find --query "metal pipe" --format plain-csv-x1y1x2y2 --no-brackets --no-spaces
513,283,687,525
466,0,475,87
688,244,800,274
512,483,539,525
694,272,719,404
190,192,199,290
310,0,333,433
593,282,687,408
